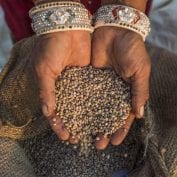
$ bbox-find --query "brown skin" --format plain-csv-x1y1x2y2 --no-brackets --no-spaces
33,0,150,148
91,27,150,149
33,31,91,142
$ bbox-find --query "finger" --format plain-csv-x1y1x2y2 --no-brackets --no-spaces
35,59,62,117
111,113,135,146
95,134,110,150
69,135,79,145
131,65,150,118
50,116,70,141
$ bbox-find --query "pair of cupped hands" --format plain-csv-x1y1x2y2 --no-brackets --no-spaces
34,26,151,150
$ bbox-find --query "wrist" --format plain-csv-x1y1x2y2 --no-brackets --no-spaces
101,0,148,12
115,28,143,42
96,26,142,41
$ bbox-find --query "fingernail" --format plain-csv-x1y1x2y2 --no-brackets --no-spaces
42,104,49,117
139,106,144,118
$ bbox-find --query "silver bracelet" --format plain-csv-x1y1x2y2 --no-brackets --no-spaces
93,5,151,41
30,1,84,14
29,2,93,35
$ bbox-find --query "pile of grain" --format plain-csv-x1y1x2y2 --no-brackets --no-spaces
55,66,131,153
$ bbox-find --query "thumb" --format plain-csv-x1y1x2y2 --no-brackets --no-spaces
131,67,150,118
39,75,56,117
36,64,61,117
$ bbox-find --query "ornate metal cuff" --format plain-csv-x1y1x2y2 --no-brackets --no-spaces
93,5,151,41
29,1,93,35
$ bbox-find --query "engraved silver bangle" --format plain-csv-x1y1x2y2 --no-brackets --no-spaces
93,5,151,41
30,1,84,14
29,2,93,35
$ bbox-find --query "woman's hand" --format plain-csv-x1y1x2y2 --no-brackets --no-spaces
91,27,151,149
33,31,91,142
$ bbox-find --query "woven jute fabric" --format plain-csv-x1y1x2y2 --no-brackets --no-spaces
0,36,176,177
0,138,36,177
129,45,177,177
0,38,49,140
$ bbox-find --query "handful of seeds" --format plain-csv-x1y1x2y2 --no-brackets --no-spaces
55,66,131,153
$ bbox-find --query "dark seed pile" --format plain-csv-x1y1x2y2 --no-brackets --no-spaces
55,66,131,153
23,125,143,177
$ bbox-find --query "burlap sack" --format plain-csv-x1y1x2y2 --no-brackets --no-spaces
0,38,49,140
0,138,36,177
